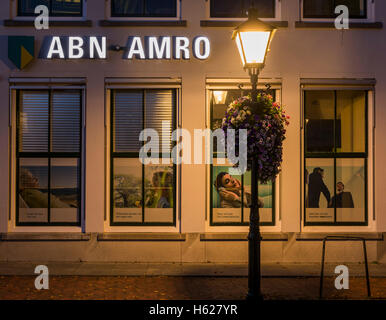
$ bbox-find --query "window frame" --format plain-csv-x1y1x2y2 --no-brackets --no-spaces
13,0,86,20
206,0,282,21
107,0,181,21
107,86,180,229
301,85,375,231
13,87,84,228
205,81,282,232
300,0,375,23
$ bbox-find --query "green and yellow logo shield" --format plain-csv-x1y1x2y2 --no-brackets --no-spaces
8,36,35,69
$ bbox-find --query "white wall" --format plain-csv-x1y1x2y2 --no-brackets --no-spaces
0,0,385,262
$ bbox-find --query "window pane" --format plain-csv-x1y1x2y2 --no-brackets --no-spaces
303,0,334,17
336,0,366,17
305,90,335,153
210,0,275,18
112,0,176,17
51,90,81,153
18,0,49,15
212,163,242,223
112,0,143,16
19,91,49,152
211,88,276,130
51,0,82,16
251,0,275,18
335,158,365,222
303,0,366,18
211,0,244,17
145,90,174,155
50,158,80,223
113,90,143,153
243,170,273,224
145,0,176,16
18,158,49,223
305,158,334,223
144,165,174,223
113,158,142,223
336,90,366,153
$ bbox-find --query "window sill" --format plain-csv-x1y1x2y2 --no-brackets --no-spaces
97,233,186,241
295,21,383,29
4,20,92,27
200,233,288,241
296,233,384,241
0,233,91,241
200,20,288,28
99,20,187,27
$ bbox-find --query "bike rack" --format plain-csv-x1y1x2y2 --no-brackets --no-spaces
319,235,371,299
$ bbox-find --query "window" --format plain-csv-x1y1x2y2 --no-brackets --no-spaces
111,0,177,17
304,90,368,225
18,0,83,17
210,89,276,226
110,89,176,226
16,90,82,225
210,0,276,18
303,0,367,19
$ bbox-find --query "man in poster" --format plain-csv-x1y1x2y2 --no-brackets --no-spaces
307,167,331,208
328,182,354,208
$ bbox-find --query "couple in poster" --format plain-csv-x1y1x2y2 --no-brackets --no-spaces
306,167,354,209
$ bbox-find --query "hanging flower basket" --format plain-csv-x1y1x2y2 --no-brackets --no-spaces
221,93,289,184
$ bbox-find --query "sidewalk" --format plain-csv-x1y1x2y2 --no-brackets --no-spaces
0,262,385,300
0,275,385,300
0,262,385,277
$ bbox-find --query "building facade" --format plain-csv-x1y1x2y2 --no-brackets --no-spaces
0,0,385,264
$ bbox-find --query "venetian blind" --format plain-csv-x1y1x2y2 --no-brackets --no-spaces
19,91,49,152
51,90,81,153
145,90,174,154
113,90,143,152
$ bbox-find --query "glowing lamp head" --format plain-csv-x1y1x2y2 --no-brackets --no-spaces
232,8,276,69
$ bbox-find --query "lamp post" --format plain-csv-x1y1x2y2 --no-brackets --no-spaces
232,8,277,301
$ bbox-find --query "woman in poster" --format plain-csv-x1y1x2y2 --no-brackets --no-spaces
214,172,263,209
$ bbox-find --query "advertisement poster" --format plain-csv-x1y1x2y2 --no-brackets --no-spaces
144,165,174,223
243,170,273,224
336,158,365,222
18,158,79,223
212,165,243,223
305,158,365,223
18,158,48,223
113,158,142,223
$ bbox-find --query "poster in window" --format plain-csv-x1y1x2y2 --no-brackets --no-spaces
212,164,242,223
113,158,142,223
335,158,365,222
50,158,79,223
18,158,49,223
243,169,273,223
144,165,174,223
305,158,334,222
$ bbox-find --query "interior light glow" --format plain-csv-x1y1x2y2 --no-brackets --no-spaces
213,91,228,105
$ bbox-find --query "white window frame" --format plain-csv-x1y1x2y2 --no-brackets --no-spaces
300,0,375,23
205,79,282,233
105,0,181,21
104,78,182,233
8,80,86,233
301,84,376,233
205,0,282,22
11,0,87,21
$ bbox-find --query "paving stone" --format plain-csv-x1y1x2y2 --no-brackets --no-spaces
0,275,384,300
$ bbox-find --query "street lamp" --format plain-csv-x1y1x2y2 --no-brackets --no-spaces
232,8,277,301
